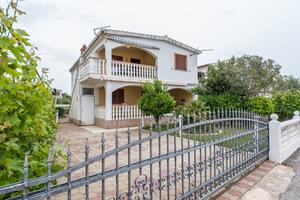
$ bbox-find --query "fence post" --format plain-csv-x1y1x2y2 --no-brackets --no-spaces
253,115,259,153
269,113,282,163
56,110,59,124
179,114,183,137
293,111,300,119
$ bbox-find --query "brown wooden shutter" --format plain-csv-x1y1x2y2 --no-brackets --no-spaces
175,54,187,71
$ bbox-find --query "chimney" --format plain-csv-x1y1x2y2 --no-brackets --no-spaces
80,44,87,55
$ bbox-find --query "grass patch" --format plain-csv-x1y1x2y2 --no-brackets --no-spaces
143,123,268,150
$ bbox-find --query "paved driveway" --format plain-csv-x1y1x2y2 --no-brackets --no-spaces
280,148,300,200
54,123,196,199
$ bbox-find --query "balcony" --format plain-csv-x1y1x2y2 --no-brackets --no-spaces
79,57,106,79
111,60,157,79
79,57,157,82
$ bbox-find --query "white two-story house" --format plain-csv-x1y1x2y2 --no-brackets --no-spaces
69,29,201,128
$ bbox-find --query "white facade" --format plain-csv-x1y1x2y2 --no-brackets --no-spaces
69,29,201,127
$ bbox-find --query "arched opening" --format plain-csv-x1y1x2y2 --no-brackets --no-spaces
168,88,193,106
112,46,156,66
112,85,142,105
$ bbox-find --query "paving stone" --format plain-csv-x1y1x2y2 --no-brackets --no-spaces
216,195,231,200
227,188,243,198
243,175,258,183
236,181,252,190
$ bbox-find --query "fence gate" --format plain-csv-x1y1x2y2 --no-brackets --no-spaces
0,109,269,200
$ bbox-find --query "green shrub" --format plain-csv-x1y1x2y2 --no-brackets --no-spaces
246,96,274,116
198,93,243,110
0,2,65,198
138,80,176,125
56,107,65,117
272,91,300,120
175,99,207,118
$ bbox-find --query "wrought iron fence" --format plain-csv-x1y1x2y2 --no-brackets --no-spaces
0,109,269,200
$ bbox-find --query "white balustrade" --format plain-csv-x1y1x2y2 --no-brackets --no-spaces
95,106,106,119
111,61,157,79
79,58,106,78
269,111,300,164
112,105,150,120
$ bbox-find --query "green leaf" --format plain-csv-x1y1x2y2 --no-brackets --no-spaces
16,28,29,36
0,37,11,48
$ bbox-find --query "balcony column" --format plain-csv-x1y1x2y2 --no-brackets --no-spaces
104,44,112,76
104,83,112,120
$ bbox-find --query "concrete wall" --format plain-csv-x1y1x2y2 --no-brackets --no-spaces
98,49,105,59
124,86,142,105
105,38,198,85
168,88,193,106
112,46,155,65
99,87,105,106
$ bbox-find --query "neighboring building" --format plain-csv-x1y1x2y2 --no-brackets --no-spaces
69,29,201,128
197,60,230,81
197,64,209,80
52,88,62,104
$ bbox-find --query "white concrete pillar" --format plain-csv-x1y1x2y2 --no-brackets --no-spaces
105,83,112,120
56,110,59,124
269,113,282,163
104,43,112,76
94,88,99,106
293,111,300,119
192,94,198,101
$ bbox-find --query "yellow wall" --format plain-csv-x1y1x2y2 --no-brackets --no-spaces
99,87,105,106
98,49,105,59
112,47,155,66
168,89,192,106
124,86,142,105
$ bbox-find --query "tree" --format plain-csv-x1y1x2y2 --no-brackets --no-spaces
272,91,300,120
195,55,282,97
201,58,248,96
57,92,71,104
0,0,64,194
236,55,282,96
138,80,176,125
277,75,300,91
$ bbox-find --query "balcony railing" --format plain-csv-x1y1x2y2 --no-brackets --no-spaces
79,58,106,78
112,105,151,120
112,60,157,79
79,58,157,80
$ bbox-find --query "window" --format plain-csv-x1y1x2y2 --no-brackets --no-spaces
112,55,123,61
130,58,141,64
175,54,187,71
112,89,124,104
198,72,205,79
82,88,94,95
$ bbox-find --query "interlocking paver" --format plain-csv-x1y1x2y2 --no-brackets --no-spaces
214,161,276,200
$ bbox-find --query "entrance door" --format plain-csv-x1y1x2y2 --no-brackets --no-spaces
81,88,95,125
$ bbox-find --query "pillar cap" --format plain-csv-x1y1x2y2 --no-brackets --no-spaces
294,111,299,116
270,114,279,121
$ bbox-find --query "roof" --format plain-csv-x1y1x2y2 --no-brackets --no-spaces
70,29,202,72
198,59,231,69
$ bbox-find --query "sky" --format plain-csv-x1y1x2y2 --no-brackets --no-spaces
5,0,300,93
